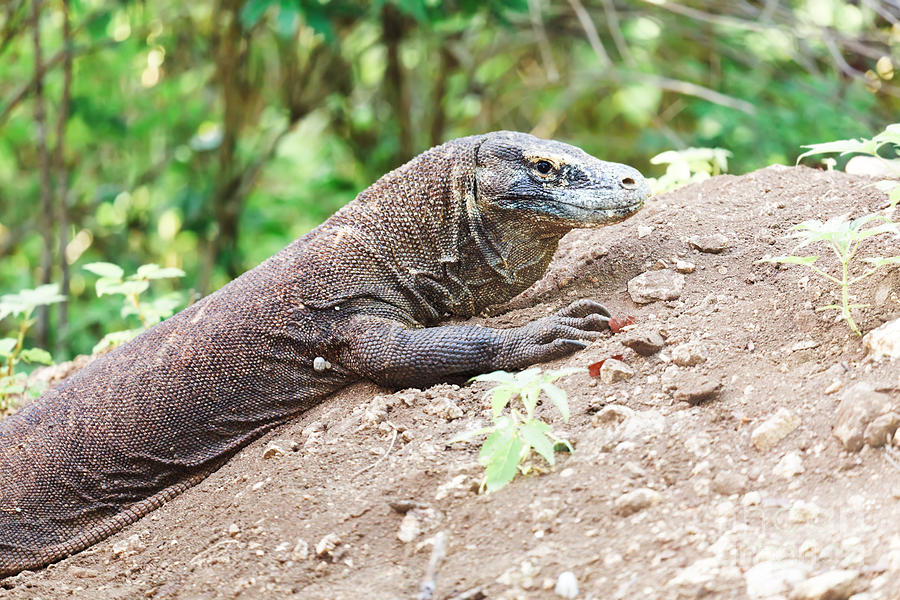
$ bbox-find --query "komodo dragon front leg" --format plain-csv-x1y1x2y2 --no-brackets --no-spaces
0,130,648,577
340,299,611,389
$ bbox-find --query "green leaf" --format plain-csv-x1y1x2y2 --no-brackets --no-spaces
519,419,555,466
546,367,586,380
479,418,522,492
873,123,900,147
796,138,878,164
890,186,900,208
758,255,819,265
92,328,142,354
541,382,570,423
19,348,53,365
98,279,149,297
490,387,514,418
134,264,186,280
240,0,276,28
448,426,494,444
864,256,900,267
83,262,124,280
0,338,16,357
471,370,517,384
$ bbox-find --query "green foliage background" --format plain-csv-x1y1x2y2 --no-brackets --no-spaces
1,0,898,360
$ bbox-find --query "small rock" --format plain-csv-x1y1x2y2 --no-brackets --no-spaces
424,397,464,420
742,491,762,506
790,569,861,600
627,270,685,304
637,225,654,238
621,329,665,356
397,513,422,543
774,451,805,479
675,259,696,273
315,533,342,558
111,534,145,558
292,538,310,561
262,442,285,459
789,500,822,523
863,318,900,360
614,488,661,516
674,376,722,405
712,470,748,496
434,474,471,501
833,383,894,452
593,404,634,427
752,408,801,452
688,233,730,253
70,566,99,579
227,523,241,537
364,396,391,427
863,412,900,448
745,560,810,599
554,571,579,599
600,359,635,383
671,342,707,367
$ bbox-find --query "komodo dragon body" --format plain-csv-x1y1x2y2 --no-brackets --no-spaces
0,131,648,576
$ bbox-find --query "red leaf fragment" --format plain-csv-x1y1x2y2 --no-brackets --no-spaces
608,315,636,334
588,354,625,377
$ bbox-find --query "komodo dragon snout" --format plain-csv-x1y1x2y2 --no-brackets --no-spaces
0,131,648,578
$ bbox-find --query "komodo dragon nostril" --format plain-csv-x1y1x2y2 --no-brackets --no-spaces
619,176,637,189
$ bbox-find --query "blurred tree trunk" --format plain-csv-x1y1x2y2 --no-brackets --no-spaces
54,0,72,354
382,4,413,163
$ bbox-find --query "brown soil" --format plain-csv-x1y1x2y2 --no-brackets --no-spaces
4,166,900,600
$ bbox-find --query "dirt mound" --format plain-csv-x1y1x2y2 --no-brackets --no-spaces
4,166,899,599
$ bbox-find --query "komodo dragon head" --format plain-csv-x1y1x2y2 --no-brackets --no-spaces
474,131,649,229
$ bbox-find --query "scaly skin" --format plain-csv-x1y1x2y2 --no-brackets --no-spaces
0,131,648,577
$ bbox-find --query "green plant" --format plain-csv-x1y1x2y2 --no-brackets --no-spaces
648,147,731,194
83,262,186,353
797,123,900,207
760,213,900,335
451,367,581,493
0,284,66,412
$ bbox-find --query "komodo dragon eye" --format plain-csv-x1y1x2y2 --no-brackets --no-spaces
533,160,554,175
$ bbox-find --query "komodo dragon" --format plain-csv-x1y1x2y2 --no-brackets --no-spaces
0,131,648,577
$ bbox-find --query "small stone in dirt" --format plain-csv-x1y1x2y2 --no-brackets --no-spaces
745,560,810,599
315,533,342,559
627,269,685,304
671,342,707,367
790,569,861,600
774,451,805,479
752,408,801,452
863,412,900,448
111,533,145,558
227,523,240,537
833,383,894,452
434,474,471,501
789,500,822,523
712,470,747,496
863,318,900,360
600,359,635,383
424,397,464,421
688,233,730,253
70,566,100,579
614,488,661,516
292,538,310,561
554,571,579,599
262,442,285,459
674,376,722,405
397,513,422,543
621,329,665,356
593,404,634,427
675,259,696,273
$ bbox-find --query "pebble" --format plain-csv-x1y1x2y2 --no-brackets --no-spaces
627,269,685,304
863,412,900,447
863,318,900,360
69,566,100,579
789,500,822,523
262,442,286,459
712,470,748,496
745,560,810,599
614,488,662,516
315,533,342,558
292,538,310,560
790,569,861,600
554,571,579,599
832,383,894,452
621,329,665,356
423,397,464,420
397,513,422,543
752,408,801,452
688,233,730,253
674,376,722,405
774,451,805,479
671,343,707,367
227,523,241,537
599,359,635,383
675,259,696,273
111,533,145,558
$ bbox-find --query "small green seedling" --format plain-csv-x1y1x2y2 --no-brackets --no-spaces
83,262,186,353
797,122,900,208
0,284,65,412
648,147,731,194
451,367,582,493
760,213,900,335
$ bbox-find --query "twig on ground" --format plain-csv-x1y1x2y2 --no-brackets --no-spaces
417,531,447,600
351,423,398,478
